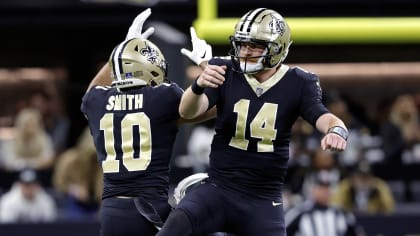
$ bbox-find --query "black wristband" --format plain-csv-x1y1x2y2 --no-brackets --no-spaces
327,126,348,141
191,78,205,95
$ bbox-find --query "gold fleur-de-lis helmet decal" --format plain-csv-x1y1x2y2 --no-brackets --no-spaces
269,18,286,36
140,41,159,64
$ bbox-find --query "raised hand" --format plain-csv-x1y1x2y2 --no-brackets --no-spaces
126,8,155,40
181,27,213,67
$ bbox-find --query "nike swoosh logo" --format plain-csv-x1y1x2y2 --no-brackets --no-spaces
272,201,282,207
200,51,206,59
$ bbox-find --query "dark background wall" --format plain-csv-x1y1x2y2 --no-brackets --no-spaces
1,0,420,67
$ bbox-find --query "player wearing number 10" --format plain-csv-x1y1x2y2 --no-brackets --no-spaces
81,37,181,236
81,9,217,236
157,8,349,236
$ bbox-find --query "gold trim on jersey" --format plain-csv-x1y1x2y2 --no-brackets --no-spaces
244,64,289,97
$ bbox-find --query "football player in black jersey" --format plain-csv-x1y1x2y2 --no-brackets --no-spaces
157,8,348,236
81,9,216,236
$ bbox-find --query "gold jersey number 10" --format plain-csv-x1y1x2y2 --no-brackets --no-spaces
99,113,152,173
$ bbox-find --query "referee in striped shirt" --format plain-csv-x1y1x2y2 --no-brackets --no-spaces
285,170,365,236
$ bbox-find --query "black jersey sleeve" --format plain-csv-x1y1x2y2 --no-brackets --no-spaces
204,58,231,110
167,82,184,108
80,91,90,115
297,68,330,125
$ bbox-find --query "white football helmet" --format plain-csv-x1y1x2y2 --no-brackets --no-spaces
109,38,168,88
229,8,292,74
173,173,208,205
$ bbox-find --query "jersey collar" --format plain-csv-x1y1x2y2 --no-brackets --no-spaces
244,64,289,97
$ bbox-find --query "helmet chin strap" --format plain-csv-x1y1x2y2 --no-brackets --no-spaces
240,61,264,74
240,49,267,74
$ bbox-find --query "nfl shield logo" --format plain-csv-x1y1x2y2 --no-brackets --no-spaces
256,87,264,96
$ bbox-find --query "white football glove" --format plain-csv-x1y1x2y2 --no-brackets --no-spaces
181,27,213,66
126,8,155,40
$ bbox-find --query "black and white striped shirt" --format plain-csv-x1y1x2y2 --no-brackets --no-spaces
285,201,363,236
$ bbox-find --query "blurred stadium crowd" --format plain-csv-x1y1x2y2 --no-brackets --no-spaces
0,82,419,223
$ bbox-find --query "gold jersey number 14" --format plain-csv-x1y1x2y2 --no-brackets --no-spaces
229,99,278,152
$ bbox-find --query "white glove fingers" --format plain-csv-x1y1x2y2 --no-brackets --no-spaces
136,8,152,24
141,27,155,39
190,27,199,42
126,8,152,40
182,25,213,65
133,9,151,32
181,48,193,58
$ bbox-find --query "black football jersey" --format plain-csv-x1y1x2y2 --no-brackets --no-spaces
81,83,183,200
204,58,329,200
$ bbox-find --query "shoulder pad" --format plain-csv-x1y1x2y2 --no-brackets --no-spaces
170,82,185,93
156,82,184,95
291,66,318,81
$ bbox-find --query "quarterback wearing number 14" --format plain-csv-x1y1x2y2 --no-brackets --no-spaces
157,8,348,236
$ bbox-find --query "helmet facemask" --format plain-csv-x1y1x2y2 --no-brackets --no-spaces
109,38,168,89
229,39,281,74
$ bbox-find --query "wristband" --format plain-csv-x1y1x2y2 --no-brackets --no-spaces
191,78,205,95
327,126,348,141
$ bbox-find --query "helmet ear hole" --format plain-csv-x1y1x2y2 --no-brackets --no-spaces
151,71,160,77
272,44,280,54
